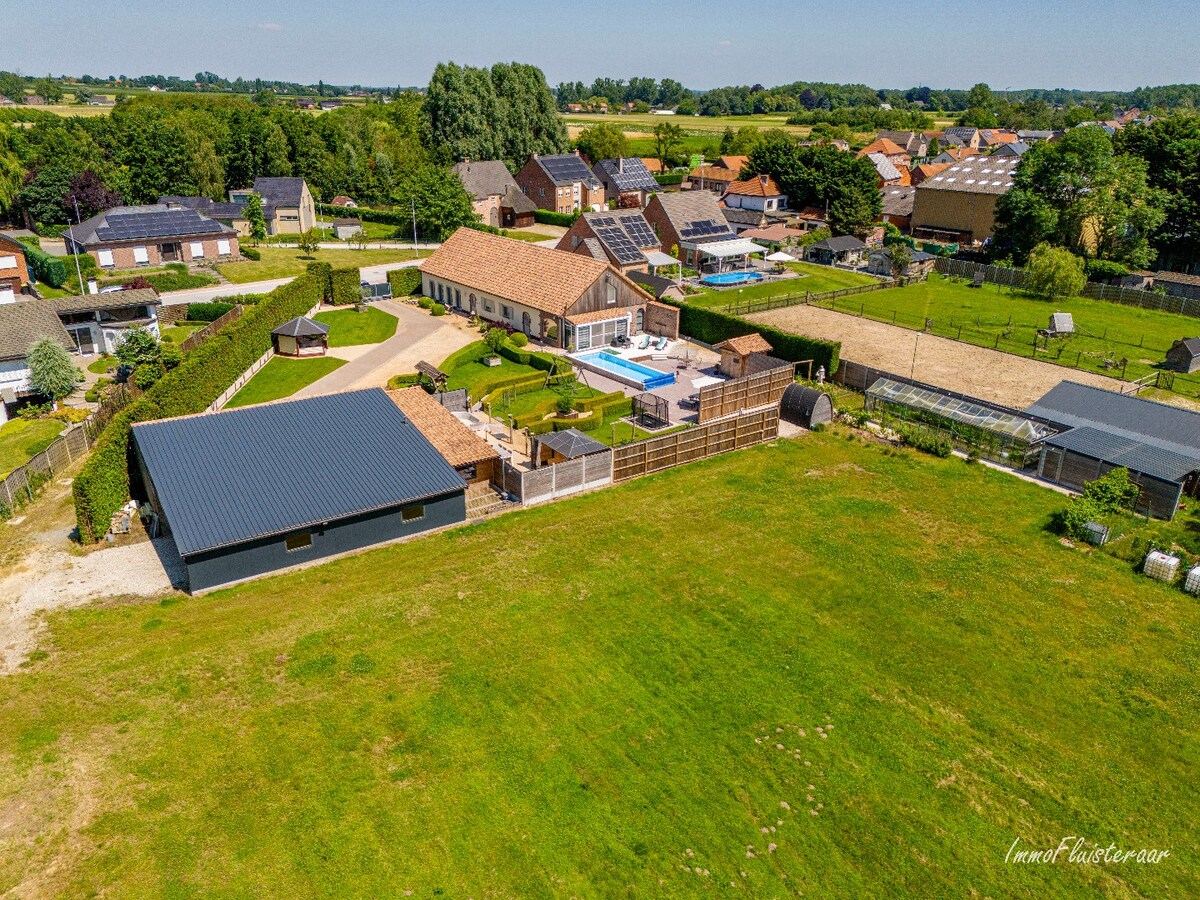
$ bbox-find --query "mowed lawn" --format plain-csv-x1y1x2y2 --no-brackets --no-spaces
313,306,398,347
816,274,1200,391
686,261,879,309
0,418,65,477
225,356,346,408
216,247,427,284
1,434,1197,896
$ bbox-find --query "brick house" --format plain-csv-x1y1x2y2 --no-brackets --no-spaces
515,153,604,214
66,205,240,269
0,233,32,302
556,209,663,273
643,191,739,268
418,228,653,349
451,159,538,228
591,157,661,207
910,155,1019,244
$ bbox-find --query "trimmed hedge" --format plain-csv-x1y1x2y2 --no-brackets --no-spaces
187,301,235,322
498,341,572,374
387,372,421,389
306,261,333,302
387,267,421,296
533,209,578,227
478,373,549,408
330,266,360,305
241,247,262,261
654,173,684,186
73,274,322,542
439,341,491,372
316,202,403,227
22,242,95,288
659,298,841,374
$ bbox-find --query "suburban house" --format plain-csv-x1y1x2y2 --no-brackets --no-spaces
867,247,937,278
941,127,982,150
980,129,1020,149
229,177,317,235
592,157,661,208
131,388,469,592
991,142,1030,158
931,146,978,165
722,174,788,215
643,191,764,272
1165,337,1200,373
1027,381,1200,519
864,152,909,187
515,152,604,214
556,209,667,273
451,159,538,229
0,300,73,422
65,205,239,269
877,131,930,159
329,195,357,208
684,165,738,194
741,223,800,248
1017,130,1058,144
332,218,364,240
418,228,654,349
318,99,342,110
857,138,912,170
0,233,32,302
791,206,829,233
805,235,868,267
880,185,917,231
910,155,1020,244
386,386,501,486
52,288,160,355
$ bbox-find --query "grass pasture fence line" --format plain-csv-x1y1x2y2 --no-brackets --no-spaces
709,276,925,318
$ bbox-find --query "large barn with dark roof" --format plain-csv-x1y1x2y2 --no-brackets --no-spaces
132,388,468,591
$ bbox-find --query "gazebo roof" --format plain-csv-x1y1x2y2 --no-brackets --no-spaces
272,316,330,338
537,428,608,459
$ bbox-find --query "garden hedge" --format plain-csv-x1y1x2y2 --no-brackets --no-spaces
187,302,235,322
533,209,578,227
330,266,360,305
659,298,841,375
478,373,549,408
306,261,333,301
73,273,322,542
387,267,421,296
498,341,571,374
242,247,261,261
654,173,684,186
439,341,491,372
316,203,403,227
21,242,93,289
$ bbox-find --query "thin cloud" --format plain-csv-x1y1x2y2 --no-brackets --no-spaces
257,22,284,32
718,40,732,46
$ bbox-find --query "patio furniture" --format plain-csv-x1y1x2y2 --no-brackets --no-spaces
654,335,668,351
638,335,650,350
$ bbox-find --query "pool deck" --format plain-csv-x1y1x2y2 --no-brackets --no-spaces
568,340,724,425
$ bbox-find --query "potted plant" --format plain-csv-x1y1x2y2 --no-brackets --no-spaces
483,327,506,367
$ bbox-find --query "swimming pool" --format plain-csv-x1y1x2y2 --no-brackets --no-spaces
700,271,764,287
571,350,676,390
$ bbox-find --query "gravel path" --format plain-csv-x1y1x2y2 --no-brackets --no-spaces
748,304,1128,408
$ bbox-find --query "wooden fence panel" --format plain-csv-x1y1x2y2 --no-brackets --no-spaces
612,407,778,481
179,305,244,354
697,366,793,423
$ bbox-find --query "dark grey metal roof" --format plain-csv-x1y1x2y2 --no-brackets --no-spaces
1026,381,1200,459
253,177,307,207
272,316,329,338
0,300,72,361
451,160,520,201
537,428,608,459
811,235,867,252
593,158,661,194
132,388,465,556
1043,426,1200,483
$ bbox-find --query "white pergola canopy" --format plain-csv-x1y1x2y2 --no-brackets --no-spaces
643,250,680,267
765,251,795,262
695,239,767,259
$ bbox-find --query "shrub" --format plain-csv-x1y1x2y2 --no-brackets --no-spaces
658,298,841,374
534,209,578,227
556,393,575,415
73,274,322,541
329,266,360,305
484,327,507,353
510,332,529,348
160,343,182,369
306,261,333,301
430,303,446,316
241,247,261,261
387,267,421,297
897,426,952,457
187,301,235,322
418,296,434,310
1085,258,1131,282
132,362,164,389
1027,243,1086,300
654,173,684,186
387,372,422,389
22,242,71,288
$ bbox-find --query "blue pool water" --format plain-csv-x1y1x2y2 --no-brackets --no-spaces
700,271,764,287
572,350,676,390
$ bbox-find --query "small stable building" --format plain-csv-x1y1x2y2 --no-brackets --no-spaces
386,387,501,485
272,317,329,357
781,384,834,428
131,389,468,592
332,218,363,240
1165,337,1200,374
714,332,773,378
805,235,867,267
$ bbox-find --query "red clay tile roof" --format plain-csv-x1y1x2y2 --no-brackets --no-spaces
386,387,499,468
723,175,784,197
715,333,773,356
857,138,908,158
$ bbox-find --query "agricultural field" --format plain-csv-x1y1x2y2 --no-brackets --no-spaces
216,247,425,283
1,434,1196,896
562,111,806,135
812,274,1200,396
225,356,346,408
686,262,879,310
313,307,398,347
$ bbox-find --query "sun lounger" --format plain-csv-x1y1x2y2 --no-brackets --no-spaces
654,335,668,351
638,335,650,350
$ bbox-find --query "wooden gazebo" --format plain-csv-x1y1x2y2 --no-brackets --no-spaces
272,317,330,357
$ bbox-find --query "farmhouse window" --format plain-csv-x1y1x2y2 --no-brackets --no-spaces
217,239,231,256
133,246,149,265
189,242,205,259
98,249,114,268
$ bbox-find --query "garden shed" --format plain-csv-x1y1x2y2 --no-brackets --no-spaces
272,316,329,357
1165,337,1200,374
714,333,773,378
534,428,609,466
780,384,834,428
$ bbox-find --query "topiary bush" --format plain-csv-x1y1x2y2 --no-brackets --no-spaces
510,332,529,348
418,296,434,310
430,303,446,316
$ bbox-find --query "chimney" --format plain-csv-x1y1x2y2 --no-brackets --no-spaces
618,158,624,174
760,173,769,187
87,279,98,295
462,157,470,164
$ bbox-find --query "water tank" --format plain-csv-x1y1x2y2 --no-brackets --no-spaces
1144,550,1180,583
780,384,834,428
1185,565,1200,596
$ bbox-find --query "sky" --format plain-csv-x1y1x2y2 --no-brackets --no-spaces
9,0,1200,92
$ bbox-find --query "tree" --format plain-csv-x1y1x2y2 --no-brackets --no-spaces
115,327,161,369
1026,243,1085,300
574,123,628,163
66,170,122,220
887,243,912,278
393,165,478,241
37,75,63,105
245,193,267,245
484,327,507,353
653,122,683,171
297,228,321,256
26,338,77,408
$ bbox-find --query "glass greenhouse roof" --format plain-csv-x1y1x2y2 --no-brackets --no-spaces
867,378,1056,443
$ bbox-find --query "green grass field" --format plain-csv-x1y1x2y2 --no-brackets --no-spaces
445,357,543,401
217,247,426,284
813,274,1200,393
686,262,879,309
1,434,1196,895
225,356,347,408
313,307,398,347
158,323,204,344
0,418,65,477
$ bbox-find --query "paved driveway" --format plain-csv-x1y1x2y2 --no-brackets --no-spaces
292,300,478,397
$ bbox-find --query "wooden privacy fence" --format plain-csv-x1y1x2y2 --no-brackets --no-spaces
178,304,244,354
613,407,779,482
499,451,613,505
698,366,794,423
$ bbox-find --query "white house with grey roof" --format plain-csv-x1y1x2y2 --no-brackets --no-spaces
450,160,538,228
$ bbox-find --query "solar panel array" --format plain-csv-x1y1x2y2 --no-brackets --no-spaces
94,209,228,242
541,155,598,186
604,159,659,193
681,218,736,241
589,216,646,265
